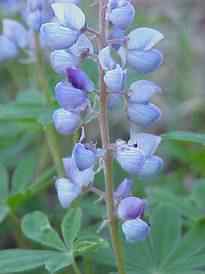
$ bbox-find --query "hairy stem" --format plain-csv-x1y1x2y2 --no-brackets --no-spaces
98,1,126,274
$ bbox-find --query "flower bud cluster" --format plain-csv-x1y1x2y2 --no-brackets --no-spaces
39,2,96,135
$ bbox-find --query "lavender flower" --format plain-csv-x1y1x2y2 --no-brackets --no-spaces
114,178,133,200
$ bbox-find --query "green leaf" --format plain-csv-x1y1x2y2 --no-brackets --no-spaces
0,163,9,201
150,205,181,266
0,249,72,274
162,131,205,145
21,211,66,251
11,152,37,194
61,208,82,248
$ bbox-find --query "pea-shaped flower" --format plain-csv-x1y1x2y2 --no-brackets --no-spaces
63,156,95,188
129,133,163,176
72,143,97,171
107,0,135,29
53,108,80,135
104,64,126,93
55,177,81,208
120,28,164,73
40,2,85,49
114,178,133,200
122,218,150,243
115,140,145,175
66,68,94,92
55,81,88,111
118,196,146,221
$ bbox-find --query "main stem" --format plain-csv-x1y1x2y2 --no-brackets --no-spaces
98,1,126,274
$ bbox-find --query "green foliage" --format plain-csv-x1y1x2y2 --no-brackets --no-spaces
0,208,106,273
163,131,205,145
61,208,82,248
96,206,205,274
22,211,66,251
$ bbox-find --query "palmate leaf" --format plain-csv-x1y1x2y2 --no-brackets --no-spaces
0,249,72,274
21,211,66,252
96,206,205,274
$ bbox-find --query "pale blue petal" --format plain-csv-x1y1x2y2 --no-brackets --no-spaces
129,132,161,157
128,28,164,51
104,65,126,93
55,81,87,110
55,178,81,208
129,80,161,104
50,50,79,75
98,46,116,71
53,108,80,135
128,103,161,127
40,22,79,50
115,141,145,175
108,2,135,29
63,157,95,188
69,34,94,58
139,156,163,177
52,2,85,30
122,218,150,243
127,49,163,74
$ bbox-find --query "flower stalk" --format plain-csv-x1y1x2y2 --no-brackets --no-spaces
98,1,126,274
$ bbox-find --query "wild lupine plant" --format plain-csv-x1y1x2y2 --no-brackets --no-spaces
0,1,167,274
39,1,163,273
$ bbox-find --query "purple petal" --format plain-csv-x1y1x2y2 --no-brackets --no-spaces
55,81,87,110
66,68,94,92
114,178,133,200
118,196,146,220
139,156,163,177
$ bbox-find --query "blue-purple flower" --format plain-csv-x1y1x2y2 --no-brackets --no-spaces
40,2,85,49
